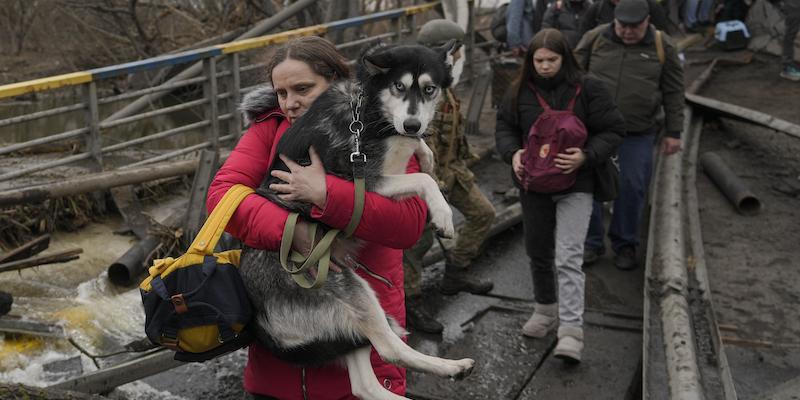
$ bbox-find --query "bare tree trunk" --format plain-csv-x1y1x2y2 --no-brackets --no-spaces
0,0,39,55
325,0,360,49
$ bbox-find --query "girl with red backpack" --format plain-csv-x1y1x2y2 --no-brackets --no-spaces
494,28,625,363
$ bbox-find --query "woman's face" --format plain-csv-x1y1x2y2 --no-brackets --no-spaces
272,58,331,123
532,47,563,79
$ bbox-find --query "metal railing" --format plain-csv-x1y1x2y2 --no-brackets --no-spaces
0,1,501,194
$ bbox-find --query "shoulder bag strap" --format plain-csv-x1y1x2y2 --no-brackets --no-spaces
190,184,254,257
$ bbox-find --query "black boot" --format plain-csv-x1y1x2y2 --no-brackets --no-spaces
439,263,494,295
406,295,444,334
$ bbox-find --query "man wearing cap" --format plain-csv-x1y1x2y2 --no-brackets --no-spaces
573,0,684,270
401,19,496,334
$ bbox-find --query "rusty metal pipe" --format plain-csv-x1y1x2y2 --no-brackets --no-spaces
700,152,761,216
108,211,183,286
108,236,161,287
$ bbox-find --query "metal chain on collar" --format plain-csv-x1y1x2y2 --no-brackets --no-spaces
349,88,366,163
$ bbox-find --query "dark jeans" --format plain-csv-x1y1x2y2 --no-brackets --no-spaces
520,189,558,305
783,13,800,68
586,132,656,252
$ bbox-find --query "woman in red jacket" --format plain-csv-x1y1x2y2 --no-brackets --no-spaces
206,36,428,400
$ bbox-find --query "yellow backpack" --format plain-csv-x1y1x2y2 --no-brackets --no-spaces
140,184,255,362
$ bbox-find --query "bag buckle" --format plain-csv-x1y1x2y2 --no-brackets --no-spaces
171,294,188,314
161,336,180,350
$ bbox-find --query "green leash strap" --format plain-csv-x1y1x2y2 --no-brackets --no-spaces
280,89,367,288
343,157,367,238
280,213,340,289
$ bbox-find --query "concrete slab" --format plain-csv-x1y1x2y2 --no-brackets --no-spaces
519,325,642,400
408,307,554,400
752,374,800,400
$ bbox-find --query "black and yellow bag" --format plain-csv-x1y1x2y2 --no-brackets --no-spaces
140,184,255,362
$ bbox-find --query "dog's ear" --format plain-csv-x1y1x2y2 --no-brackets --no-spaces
360,40,391,76
362,56,391,76
433,39,459,70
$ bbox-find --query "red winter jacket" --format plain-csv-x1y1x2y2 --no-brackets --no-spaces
207,107,428,399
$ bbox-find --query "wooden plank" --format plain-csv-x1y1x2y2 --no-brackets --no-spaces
0,315,66,338
722,336,773,348
0,153,229,208
0,248,83,273
48,349,184,394
685,93,800,139
464,65,492,136
0,234,50,264
184,149,220,246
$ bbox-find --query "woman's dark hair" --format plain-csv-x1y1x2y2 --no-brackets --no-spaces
261,36,351,85
509,29,586,123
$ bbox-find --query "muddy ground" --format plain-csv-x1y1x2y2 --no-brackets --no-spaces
681,43,800,398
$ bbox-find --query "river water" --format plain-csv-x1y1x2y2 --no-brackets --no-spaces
0,193,194,398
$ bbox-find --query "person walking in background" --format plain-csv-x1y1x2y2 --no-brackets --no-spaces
495,29,625,363
682,0,716,33
574,0,685,271
506,0,552,56
542,0,593,48
207,36,428,399
579,0,673,37
403,19,497,334
780,0,800,80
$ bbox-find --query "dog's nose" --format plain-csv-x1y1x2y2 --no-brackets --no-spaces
403,119,421,134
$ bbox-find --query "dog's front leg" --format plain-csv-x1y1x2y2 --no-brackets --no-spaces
375,174,454,238
414,139,435,176
345,347,408,400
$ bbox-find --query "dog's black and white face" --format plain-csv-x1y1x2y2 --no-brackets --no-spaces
360,40,458,138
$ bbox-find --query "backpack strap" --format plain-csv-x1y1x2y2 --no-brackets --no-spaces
566,85,582,111
591,31,603,52
527,81,551,111
655,29,665,66
527,81,581,111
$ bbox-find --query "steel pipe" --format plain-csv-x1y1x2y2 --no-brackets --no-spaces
699,152,761,216
108,210,183,286
108,236,161,287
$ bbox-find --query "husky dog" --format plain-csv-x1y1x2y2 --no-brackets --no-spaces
237,40,474,399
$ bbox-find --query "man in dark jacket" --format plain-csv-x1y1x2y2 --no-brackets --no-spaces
542,0,593,48
579,0,673,37
573,0,684,270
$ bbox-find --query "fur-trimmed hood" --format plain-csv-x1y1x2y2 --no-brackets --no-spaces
239,84,279,126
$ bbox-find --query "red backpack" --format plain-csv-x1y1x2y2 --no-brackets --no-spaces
521,82,588,193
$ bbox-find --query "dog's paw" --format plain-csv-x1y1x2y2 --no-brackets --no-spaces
429,205,454,239
451,358,475,380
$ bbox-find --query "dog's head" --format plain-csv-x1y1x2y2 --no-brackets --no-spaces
356,40,459,138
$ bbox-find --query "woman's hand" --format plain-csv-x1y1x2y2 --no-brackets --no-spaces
554,147,586,174
512,149,526,181
291,220,342,275
270,146,327,210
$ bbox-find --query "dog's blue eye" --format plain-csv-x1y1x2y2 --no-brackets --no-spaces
424,86,436,95
395,82,405,91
